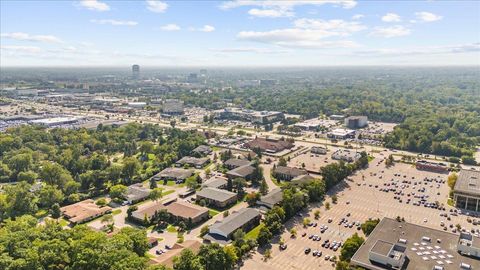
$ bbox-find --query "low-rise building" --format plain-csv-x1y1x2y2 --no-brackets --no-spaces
458,232,480,258
226,165,255,180
273,166,307,181
214,107,284,124
351,217,480,270
224,158,251,170
205,208,261,245
131,200,208,225
60,199,112,224
453,169,480,212
152,167,194,182
244,137,294,153
415,160,448,173
327,128,356,139
345,115,368,129
191,145,212,156
331,149,361,163
163,99,184,115
203,176,228,189
257,188,283,210
125,184,151,204
175,156,210,169
311,146,327,155
196,187,237,208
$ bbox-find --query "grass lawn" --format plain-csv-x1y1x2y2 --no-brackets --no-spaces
245,223,264,240
34,209,49,219
167,225,177,233
165,180,176,186
58,218,69,227
112,209,122,215
368,155,375,162
162,190,175,196
209,209,220,217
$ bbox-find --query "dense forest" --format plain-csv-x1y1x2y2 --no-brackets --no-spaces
0,123,205,221
169,68,480,158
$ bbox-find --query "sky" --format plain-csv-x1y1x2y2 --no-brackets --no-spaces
1,0,479,67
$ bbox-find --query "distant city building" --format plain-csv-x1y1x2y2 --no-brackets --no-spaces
345,115,368,129
453,169,480,212
132,64,140,79
214,107,284,124
163,99,184,115
187,73,199,83
200,69,207,76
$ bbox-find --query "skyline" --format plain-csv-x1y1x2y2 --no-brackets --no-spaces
1,0,480,67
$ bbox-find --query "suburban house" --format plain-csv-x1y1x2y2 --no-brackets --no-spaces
191,145,212,156
257,188,283,210
203,176,228,189
175,156,210,169
131,200,208,225
152,167,194,182
226,165,255,180
60,199,112,224
124,183,150,204
224,158,251,170
273,166,307,181
204,208,261,245
196,187,237,208
244,137,294,153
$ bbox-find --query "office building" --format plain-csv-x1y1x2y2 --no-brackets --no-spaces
453,169,480,212
132,64,140,79
345,116,368,129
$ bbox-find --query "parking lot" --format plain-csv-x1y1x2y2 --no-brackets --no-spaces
242,154,477,270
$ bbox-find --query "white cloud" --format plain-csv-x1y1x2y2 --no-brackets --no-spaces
1,45,42,54
79,0,110,11
248,8,294,18
212,47,289,54
355,43,480,57
369,25,410,38
1,32,63,43
146,0,168,13
160,24,181,31
90,19,138,26
199,25,216,32
382,13,401,22
237,18,365,49
352,14,364,20
220,0,357,10
415,12,443,22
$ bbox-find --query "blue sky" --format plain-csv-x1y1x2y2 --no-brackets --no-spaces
1,0,479,66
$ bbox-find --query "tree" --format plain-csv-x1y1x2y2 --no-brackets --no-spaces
260,179,269,195
17,170,37,184
50,203,61,219
278,157,287,167
314,210,321,220
185,175,199,190
246,192,260,206
447,173,458,190
256,226,273,247
109,184,127,200
200,225,209,237
38,185,65,208
198,243,235,270
122,157,140,183
332,195,338,204
3,182,38,218
150,178,158,189
263,248,272,261
340,233,365,262
149,188,163,201
325,202,331,210
233,178,246,198
462,155,477,165
361,219,380,236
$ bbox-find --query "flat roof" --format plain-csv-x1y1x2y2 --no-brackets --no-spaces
371,240,395,256
166,201,208,220
454,169,480,197
203,176,228,189
259,188,283,206
351,217,480,270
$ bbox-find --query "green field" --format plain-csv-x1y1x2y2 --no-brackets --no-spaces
209,209,220,217
245,223,264,240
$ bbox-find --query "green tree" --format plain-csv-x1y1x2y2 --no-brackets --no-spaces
110,184,128,200
173,249,202,270
361,219,380,236
149,188,163,201
260,179,269,195
340,233,365,262
257,227,273,247
38,185,65,208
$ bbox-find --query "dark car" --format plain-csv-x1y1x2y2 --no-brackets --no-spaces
304,248,311,254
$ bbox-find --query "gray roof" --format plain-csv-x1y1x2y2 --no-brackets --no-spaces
176,156,209,166
351,217,480,270
454,169,480,197
227,165,255,178
224,158,251,168
155,167,194,180
203,176,228,189
126,184,150,202
292,174,316,184
197,187,237,202
209,208,261,237
192,145,211,154
274,166,307,178
259,188,283,206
